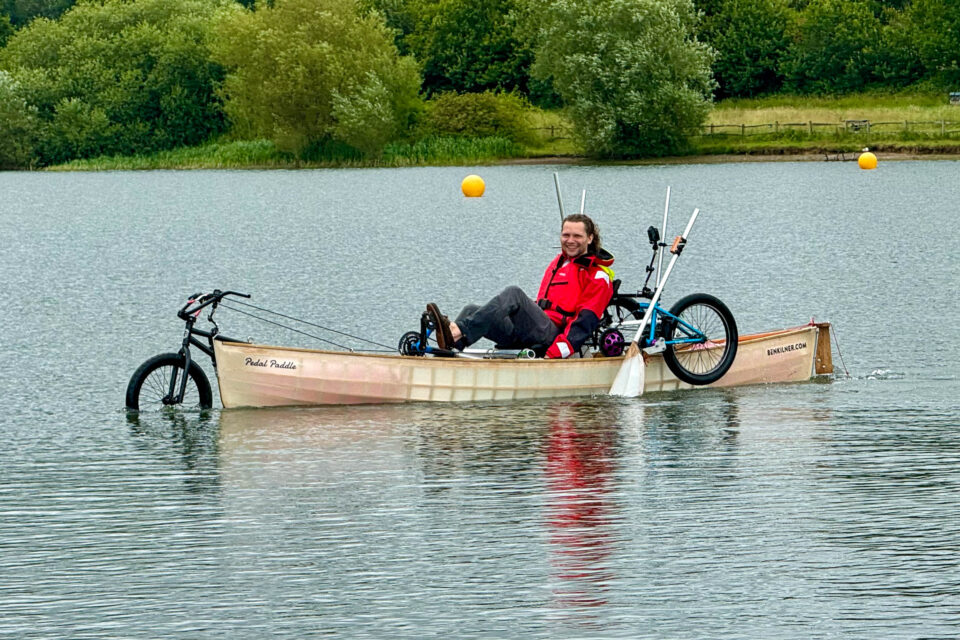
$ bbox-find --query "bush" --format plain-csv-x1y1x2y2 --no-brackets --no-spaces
423,91,534,144
0,70,38,168
211,0,422,157
528,0,714,158
0,0,230,166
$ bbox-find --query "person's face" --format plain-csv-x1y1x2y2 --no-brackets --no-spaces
561,221,593,258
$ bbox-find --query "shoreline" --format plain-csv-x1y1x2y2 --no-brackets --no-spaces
506,150,960,166
46,147,960,172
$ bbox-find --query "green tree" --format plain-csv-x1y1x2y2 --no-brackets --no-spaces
0,0,231,165
0,13,13,47
412,0,534,97
780,0,882,94
527,0,714,157
872,5,923,87
902,0,960,87
1,0,75,27
211,0,422,156
0,70,38,168
702,0,792,98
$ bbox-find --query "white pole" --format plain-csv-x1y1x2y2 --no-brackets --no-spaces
657,186,670,288
553,172,565,222
579,189,586,214
610,208,700,397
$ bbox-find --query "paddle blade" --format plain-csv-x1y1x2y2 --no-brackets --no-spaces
609,344,645,397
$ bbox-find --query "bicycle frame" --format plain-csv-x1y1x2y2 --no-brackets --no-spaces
167,290,249,404
608,296,709,350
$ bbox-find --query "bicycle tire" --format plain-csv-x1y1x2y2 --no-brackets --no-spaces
125,352,213,411
662,293,738,385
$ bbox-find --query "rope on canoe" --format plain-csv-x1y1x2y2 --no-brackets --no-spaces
831,324,850,377
220,300,396,352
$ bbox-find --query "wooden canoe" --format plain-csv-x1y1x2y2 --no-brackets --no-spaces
212,322,834,408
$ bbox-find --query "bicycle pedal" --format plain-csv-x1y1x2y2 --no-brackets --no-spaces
643,338,666,354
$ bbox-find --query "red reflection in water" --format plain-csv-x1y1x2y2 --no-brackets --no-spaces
545,404,617,610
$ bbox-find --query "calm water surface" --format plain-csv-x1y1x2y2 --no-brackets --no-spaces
1,162,958,638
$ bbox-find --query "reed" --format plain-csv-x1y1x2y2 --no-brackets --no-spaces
51,137,532,170
381,136,524,166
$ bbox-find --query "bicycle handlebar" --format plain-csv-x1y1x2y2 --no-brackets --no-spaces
178,289,250,320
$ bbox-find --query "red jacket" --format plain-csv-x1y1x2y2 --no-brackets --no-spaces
536,249,615,358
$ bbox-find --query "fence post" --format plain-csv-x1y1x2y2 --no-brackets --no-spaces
943,120,946,135
775,121,779,133
710,123,714,135
741,124,745,136
808,121,812,134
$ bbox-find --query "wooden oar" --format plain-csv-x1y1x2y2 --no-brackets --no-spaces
609,208,700,397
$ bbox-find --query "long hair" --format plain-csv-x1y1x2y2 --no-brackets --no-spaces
562,213,602,254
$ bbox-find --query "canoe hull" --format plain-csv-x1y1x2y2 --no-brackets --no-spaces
214,323,833,408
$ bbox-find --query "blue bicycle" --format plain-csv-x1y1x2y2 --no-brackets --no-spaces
592,224,738,386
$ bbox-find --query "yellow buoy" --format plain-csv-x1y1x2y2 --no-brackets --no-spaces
858,152,877,170
461,174,485,197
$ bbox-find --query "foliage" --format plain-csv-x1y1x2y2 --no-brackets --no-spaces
0,13,13,46
0,0,231,166
779,0,882,94
0,70,38,168
211,0,422,157
50,135,526,170
527,0,715,157
1,0,75,27
424,91,534,143
411,0,533,96
901,0,960,88
383,135,524,165
701,0,792,99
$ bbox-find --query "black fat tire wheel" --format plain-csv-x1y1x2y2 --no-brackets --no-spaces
662,293,738,386
125,352,213,412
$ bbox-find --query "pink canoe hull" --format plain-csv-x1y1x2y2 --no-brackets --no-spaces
213,323,834,408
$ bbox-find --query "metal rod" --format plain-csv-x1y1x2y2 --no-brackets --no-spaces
553,172,565,222
579,189,586,214
657,186,670,288
628,208,699,348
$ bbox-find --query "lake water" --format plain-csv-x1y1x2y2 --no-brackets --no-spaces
1,161,958,638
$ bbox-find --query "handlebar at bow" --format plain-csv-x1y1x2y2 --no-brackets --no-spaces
178,289,250,320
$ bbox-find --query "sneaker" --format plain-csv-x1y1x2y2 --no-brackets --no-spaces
426,303,454,350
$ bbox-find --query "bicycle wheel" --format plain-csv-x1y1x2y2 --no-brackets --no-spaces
125,353,213,411
662,293,738,385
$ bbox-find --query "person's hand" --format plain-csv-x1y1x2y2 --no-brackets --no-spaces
545,336,573,359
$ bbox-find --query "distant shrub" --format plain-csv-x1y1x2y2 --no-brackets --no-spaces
0,71,39,169
424,92,534,144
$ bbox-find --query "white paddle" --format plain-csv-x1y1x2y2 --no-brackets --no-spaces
609,207,700,397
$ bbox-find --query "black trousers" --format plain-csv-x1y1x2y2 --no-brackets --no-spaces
455,286,559,350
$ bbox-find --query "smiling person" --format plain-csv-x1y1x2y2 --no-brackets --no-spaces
426,214,615,358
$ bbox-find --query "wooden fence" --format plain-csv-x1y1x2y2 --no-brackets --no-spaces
699,120,960,137
528,120,960,140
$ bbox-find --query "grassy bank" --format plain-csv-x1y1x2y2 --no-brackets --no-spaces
50,136,540,171
689,91,960,157
48,91,960,170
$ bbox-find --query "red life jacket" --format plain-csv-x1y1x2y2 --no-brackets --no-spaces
536,248,615,329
